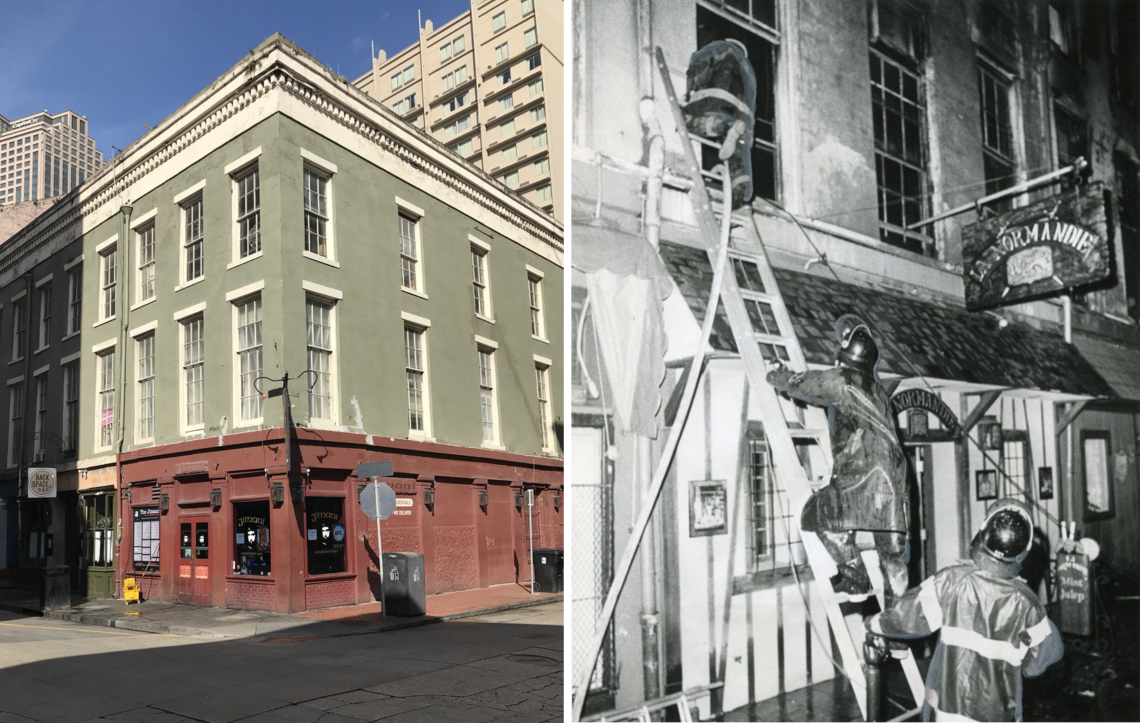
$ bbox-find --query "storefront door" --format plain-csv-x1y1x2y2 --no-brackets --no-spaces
905,446,936,583
176,517,211,605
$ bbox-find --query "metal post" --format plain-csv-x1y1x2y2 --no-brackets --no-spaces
864,635,888,722
373,476,385,618
527,490,535,594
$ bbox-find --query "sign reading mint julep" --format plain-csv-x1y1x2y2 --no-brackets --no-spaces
962,183,1109,311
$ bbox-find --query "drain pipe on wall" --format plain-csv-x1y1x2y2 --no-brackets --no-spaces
114,202,133,598
1061,294,1074,528
636,0,665,706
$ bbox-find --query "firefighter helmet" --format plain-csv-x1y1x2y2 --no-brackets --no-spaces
981,499,1033,561
837,324,878,373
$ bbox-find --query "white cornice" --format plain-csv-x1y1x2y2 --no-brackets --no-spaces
0,36,562,292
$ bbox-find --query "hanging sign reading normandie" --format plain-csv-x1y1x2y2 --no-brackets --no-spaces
962,182,1109,310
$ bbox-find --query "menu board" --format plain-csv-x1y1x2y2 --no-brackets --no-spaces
133,507,161,572
1056,551,1092,636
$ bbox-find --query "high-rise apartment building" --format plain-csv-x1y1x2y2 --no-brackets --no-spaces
354,0,563,221
0,110,104,204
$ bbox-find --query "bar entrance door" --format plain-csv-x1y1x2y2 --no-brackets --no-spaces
176,518,211,605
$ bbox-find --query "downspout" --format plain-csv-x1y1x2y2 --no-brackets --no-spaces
19,272,33,489
114,202,133,597
1061,294,1073,528
637,0,664,706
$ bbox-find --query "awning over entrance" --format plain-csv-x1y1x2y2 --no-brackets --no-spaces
657,240,1117,398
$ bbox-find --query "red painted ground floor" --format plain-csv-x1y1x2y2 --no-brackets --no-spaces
113,427,563,613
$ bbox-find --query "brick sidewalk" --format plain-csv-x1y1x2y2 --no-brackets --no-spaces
299,582,560,627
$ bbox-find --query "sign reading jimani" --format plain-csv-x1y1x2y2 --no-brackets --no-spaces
962,183,1109,311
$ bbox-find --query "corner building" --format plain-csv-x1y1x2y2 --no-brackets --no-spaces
0,34,563,613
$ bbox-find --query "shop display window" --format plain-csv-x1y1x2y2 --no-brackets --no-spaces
132,506,160,572
233,501,271,576
306,497,347,575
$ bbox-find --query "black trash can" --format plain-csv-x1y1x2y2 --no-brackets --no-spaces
531,548,563,593
41,565,70,610
381,552,426,616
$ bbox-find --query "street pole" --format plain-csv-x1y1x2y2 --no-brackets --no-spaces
373,476,385,618
527,490,534,594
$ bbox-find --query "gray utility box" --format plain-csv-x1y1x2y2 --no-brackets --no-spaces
40,565,70,610
382,552,426,616
532,549,564,593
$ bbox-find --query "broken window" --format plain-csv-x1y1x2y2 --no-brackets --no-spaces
871,49,932,256
978,63,1016,208
696,4,779,202
1117,153,1140,321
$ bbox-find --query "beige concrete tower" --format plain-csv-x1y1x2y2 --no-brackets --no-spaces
355,0,564,221
0,110,105,204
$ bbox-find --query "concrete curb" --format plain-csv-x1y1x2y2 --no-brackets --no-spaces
38,592,563,639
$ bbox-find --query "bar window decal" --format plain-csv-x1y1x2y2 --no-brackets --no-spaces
233,501,271,576
306,497,347,575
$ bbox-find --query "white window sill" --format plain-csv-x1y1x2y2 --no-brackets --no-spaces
227,251,263,270
33,345,49,355
182,427,206,438
303,250,340,268
135,438,155,447
92,316,115,329
481,441,506,451
408,433,436,443
174,276,205,293
233,417,263,429
130,297,156,312
401,287,429,300
308,418,340,431
531,334,549,344
476,314,496,324
9,357,23,366
61,330,80,343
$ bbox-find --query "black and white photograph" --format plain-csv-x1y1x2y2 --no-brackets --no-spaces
570,0,1140,721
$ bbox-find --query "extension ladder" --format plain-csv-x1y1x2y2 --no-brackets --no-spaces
651,46,925,720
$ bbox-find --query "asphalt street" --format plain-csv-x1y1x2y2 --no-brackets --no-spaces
0,601,563,723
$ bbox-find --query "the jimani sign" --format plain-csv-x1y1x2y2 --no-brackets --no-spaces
962,182,1109,310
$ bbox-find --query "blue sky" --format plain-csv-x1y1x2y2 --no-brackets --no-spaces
0,0,471,157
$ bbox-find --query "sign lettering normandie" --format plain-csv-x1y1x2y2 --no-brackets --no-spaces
890,389,961,439
962,182,1109,311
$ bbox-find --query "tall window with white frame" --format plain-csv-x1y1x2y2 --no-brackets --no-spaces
869,0,931,256
306,299,333,421
67,267,82,335
183,196,203,282
182,318,204,429
12,301,26,361
528,273,544,338
101,248,117,320
63,363,78,454
137,334,155,440
137,225,155,303
33,376,47,462
8,382,24,467
405,326,427,434
98,351,115,449
399,214,420,292
471,246,490,318
304,169,329,257
237,297,263,421
978,64,1016,209
37,285,50,350
535,363,550,450
237,166,261,258
478,347,497,444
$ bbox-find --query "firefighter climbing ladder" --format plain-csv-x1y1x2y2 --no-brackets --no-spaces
572,48,924,722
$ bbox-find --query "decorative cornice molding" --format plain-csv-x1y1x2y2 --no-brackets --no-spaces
0,40,561,286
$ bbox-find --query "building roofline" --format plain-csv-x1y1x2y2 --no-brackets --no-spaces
0,32,561,279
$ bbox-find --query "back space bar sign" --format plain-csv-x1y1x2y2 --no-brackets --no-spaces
357,460,396,617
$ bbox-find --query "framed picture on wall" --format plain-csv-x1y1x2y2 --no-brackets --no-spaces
1038,467,1055,500
976,469,998,501
1081,430,1115,521
689,480,728,537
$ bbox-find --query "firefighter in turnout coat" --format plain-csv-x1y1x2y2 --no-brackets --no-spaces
766,317,910,604
866,498,1064,722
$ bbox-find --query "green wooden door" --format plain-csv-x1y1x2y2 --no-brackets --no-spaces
79,492,115,598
